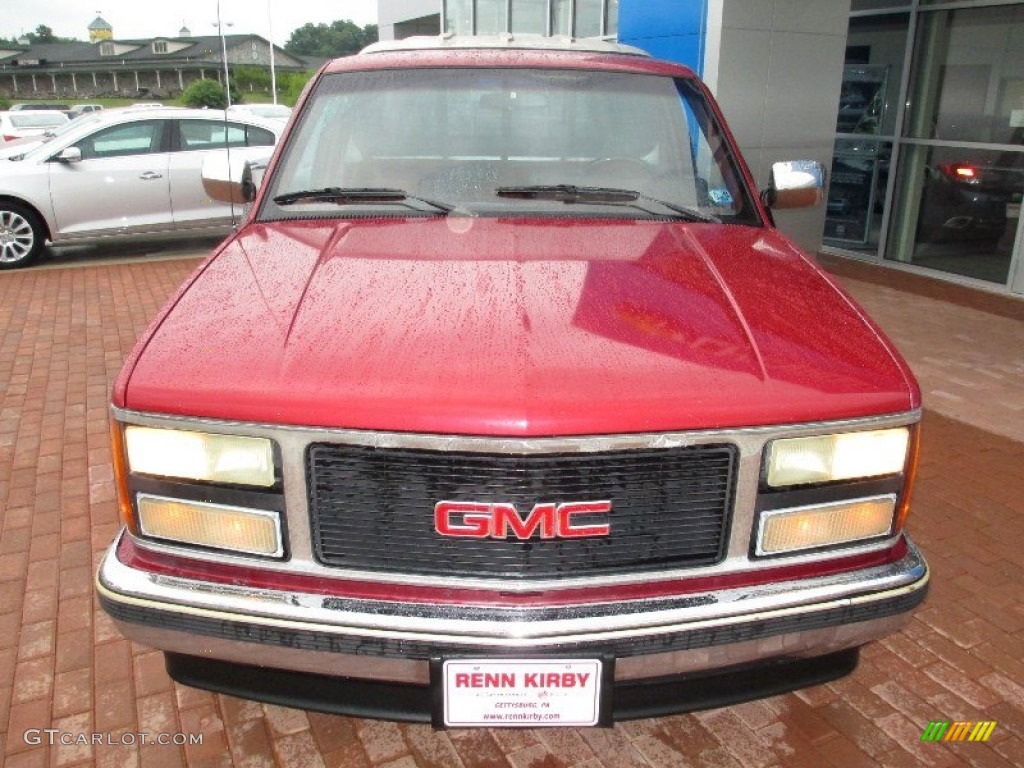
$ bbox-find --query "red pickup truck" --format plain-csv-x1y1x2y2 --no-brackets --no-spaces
97,36,927,727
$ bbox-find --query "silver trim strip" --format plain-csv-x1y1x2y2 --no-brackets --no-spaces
111,405,920,453
109,613,913,685
98,532,927,645
894,137,1024,153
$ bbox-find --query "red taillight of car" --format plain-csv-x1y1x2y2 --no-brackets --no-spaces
940,163,979,180
2,134,18,142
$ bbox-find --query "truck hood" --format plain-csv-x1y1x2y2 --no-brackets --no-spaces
121,217,917,435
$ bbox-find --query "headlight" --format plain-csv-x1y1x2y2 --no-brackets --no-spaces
124,426,275,487
137,494,282,556
757,495,896,555
765,428,909,487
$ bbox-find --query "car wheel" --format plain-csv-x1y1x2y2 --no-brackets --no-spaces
0,202,45,269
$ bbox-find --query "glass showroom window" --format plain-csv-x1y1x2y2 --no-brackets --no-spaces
512,0,549,34
825,13,908,255
886,4,1024,285
851,0,910,9
828,1,1024,293
444,0,618,37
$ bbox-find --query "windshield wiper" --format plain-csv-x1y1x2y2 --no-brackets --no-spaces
495,184,720,223
273,187,454,214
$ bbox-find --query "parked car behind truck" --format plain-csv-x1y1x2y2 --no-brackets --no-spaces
0,109,69,144
97,36,927,727
67,103,104,119
0,107,280,268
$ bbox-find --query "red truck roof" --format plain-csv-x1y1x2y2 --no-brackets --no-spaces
326,42,694,79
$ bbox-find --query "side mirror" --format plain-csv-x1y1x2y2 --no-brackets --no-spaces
240,160,269,204
202,153,271,204
54,147,82,163
763,160,826,209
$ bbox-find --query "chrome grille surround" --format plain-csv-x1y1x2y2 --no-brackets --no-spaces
110,405,920,591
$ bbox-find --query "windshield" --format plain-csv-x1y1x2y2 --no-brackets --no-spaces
9,113,69,128
244,105,291,118
262,68,758,224
53,113,103,135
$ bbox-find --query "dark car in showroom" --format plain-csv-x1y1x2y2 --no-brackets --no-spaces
917,158,1022,245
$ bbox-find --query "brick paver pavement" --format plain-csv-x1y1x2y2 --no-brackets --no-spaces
1,252,1022,767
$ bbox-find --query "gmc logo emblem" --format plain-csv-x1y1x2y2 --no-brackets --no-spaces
434,501,612,540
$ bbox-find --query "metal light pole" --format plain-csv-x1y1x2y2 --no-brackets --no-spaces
214,0,233,107
268,0,277,105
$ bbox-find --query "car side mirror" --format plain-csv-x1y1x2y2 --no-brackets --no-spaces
202,154,270,204
240,160,269,204
54,147,82,163
762,160,826,209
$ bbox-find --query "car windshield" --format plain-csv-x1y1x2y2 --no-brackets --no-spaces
63,112,100,129
262,67,758,224
46,113,104,138
243,105,291,118
9,113,69,128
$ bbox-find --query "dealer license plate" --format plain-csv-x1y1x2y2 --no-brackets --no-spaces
441,659,603,727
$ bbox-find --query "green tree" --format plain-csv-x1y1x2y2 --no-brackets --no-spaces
182,78,228,109
277,70,316,106
284,20,378,58
233,65,271,93
31,24,58,43
6,24,77,45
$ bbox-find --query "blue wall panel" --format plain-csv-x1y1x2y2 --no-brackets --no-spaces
617,0,709,75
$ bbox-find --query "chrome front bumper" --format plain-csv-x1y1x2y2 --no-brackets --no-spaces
97,531,928,685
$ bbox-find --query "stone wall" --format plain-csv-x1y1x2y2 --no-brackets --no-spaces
0,67,228,100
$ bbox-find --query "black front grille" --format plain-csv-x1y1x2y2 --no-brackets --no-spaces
307,443,736,579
